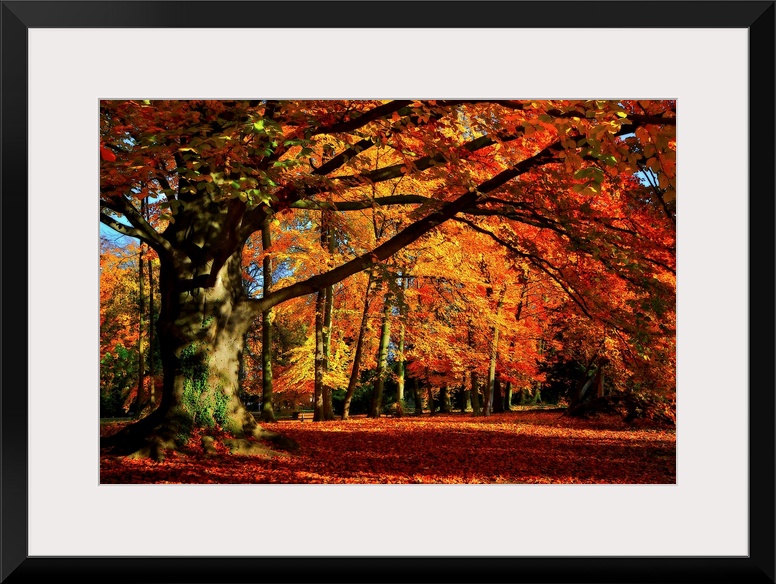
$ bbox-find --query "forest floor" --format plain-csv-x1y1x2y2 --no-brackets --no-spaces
100,409,675,484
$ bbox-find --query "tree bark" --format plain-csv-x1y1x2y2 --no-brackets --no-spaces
504,381,513,411
396,316,406,406
322,284,335,420
313,290,327,422
470,370,481,416
595,364,605,398
342,272,373,420
439,384,452,413
147,249,156,408
413,377,423,415
460,372,470,413
492,375,504,413
569,353,599,412
396,274,409,406
483,288,505,417
259,217,276,422
134,244,146,419
368,293,392,418
322,211,336,421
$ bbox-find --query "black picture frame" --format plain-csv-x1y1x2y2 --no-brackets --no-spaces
2,2,773,583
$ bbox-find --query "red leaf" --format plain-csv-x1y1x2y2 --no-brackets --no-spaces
100,145,116,162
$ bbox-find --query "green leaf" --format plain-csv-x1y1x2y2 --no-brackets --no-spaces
253,120,265,132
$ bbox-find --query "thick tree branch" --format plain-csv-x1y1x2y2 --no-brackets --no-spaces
311,100,413,135
311,139,375,176
100,214,152,243
100,196,173,255
330,133,519,187
290,194,434,211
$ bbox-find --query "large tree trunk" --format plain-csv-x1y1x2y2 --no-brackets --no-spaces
342,272,373,420
102,245,291,459
259,217,276,423
368,293,392,418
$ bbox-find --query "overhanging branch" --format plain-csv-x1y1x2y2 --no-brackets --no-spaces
100,195,173,255
100,214,151,242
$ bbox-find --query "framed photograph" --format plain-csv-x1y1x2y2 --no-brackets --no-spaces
3,1,773,582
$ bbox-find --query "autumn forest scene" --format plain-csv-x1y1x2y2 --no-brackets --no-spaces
99,99,676,484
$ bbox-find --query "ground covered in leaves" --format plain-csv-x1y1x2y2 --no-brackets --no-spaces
100,410,675,484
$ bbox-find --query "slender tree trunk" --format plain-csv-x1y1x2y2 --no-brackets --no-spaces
395,274,409,406
427,386,435,416
569,353,599,412
483,289,505,417
470,370,481,415
492,375,504,413
595,363,605,398
260,217,276,422
368,293,392,418
147,250,157,409
322,284,335,420
460,372,470,413
321,211,336,420
413,377,423,415
313,290,327,421
134,244,146,419
342,272,373,420
504,381,512,411
396,316,406,406
439,384,452,413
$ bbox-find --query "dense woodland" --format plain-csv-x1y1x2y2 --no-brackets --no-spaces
99,99,676,469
